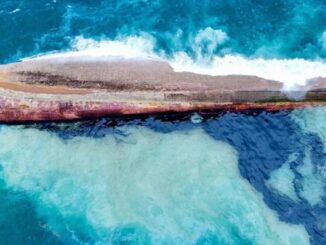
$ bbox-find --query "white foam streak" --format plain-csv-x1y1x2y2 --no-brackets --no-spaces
27,35,159,61
171,53,326,90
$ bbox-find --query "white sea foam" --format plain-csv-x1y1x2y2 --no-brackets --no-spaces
192,27,228,60
24,31,326,91
171,53,326,91
26,35,159,61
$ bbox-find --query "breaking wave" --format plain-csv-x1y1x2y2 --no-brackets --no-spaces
27,32,326,90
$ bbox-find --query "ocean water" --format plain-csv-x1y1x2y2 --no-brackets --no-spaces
0,1,326,244
1,0,326,88
1,110,326,244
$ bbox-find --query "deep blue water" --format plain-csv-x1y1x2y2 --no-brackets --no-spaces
0,0,326,244
0,0,325,64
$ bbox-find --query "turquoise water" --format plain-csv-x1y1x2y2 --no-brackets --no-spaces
0,109,326,244
1,0,325,63
0,1,326,244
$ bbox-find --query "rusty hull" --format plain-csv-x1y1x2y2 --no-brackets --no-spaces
0,58,325,122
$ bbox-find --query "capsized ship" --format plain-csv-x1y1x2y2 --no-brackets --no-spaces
0,57,325,122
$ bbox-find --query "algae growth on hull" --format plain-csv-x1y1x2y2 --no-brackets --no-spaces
0,108,326,244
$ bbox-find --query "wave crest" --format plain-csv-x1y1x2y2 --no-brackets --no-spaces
25,32,326,90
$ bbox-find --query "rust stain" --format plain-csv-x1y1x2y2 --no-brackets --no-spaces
0,97,323,123
0,63,325,123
